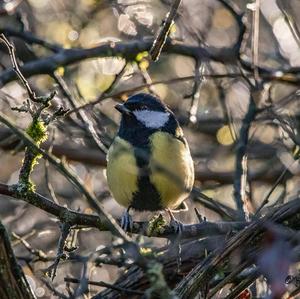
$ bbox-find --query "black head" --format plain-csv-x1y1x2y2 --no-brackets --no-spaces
115,93,167,114
115,93,179,146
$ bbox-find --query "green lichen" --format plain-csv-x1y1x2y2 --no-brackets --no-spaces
32,153,42,168
17,119,48,194
135,51,149,62
140,247,153,257
26,119,48,145
17,180,35,195
147,214,167,236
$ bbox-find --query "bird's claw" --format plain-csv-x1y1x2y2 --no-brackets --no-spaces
121,209,133,232
167,209,184,236
167,209,184,272
170,217,184,235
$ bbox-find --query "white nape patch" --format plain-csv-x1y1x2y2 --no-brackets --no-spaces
133,110,170,129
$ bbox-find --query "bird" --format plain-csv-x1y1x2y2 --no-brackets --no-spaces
106,93,194,231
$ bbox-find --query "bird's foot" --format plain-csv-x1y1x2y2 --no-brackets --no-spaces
121,208,133,232
167,209,184,235
170,218,184,235
194,207,206,223
167,209,184,272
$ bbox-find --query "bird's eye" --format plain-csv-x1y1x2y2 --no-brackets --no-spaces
140,105,147,110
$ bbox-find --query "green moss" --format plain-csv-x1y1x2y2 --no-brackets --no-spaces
135,51,149,62
147,214,167,236
30,152,42,170
17,180,35,194
26,120,48,145
140,247,153,257
17,119,48,193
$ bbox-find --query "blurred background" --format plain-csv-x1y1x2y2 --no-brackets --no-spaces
0,0,300,298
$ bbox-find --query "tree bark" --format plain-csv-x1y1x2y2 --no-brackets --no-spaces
0,221,36,299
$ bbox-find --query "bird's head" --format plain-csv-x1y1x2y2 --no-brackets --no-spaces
115,93,171,130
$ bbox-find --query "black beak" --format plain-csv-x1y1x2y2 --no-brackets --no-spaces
115,103,132,115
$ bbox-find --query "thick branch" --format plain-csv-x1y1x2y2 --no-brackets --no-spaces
0,183,103,228
0,39,239,88
174,196,300,298
0,220,36,299
96,196,300,298
0,183,245,239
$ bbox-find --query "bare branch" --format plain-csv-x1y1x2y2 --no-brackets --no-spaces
233,90,257,220
0,34,36,100
0,182,245,240
0,112,131,242
174,196,300,298
150,0,182,61
0,220,36,299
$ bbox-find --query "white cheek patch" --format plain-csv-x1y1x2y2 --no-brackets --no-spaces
133,110,170,129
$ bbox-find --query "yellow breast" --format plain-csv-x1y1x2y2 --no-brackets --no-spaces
107,132,194,211
106,137,139,208
149,131,194,210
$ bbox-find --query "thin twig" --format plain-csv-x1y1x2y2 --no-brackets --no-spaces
0,221,36,299
287,285,300,299
0,113,131,242
46,223,71,280
65,277,144,296
52,72,108,154
224,269,259,299
174,196,300,298
233,89,257,220
255,166,289,215
252,0,260,82
0,34,36,100
208,260,252,298
65,69,300,116
187,60,203,124
150,0,182,61
44,130,60,204
12,232,50,262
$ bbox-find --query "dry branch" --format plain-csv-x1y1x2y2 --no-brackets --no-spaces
93,196,300,298
174,197,300,298
0,221,36,299
0,38,240,87
0,182,245,239
0,111,130,242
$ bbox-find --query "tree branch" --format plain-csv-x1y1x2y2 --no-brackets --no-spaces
0,220,36,299
174,196,300,298
0,38,242,88
0,111,130,242
0,182,245,239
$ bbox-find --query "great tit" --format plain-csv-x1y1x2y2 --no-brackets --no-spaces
106,93,194,230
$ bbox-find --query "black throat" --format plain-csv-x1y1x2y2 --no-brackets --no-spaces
118,111,179,147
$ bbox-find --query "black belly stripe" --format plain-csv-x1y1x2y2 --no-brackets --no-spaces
117,112,184,211
131,146,163,211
